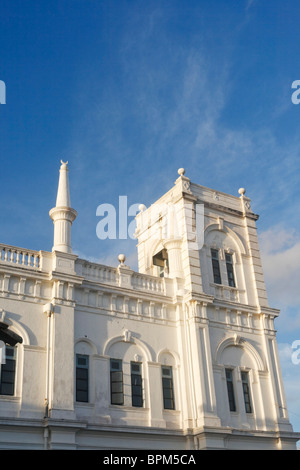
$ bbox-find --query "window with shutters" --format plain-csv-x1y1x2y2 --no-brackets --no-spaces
225,253,236,287
0,346,16,396
76,354,89,403
211,249,222,284
110,358,124,405
131,362,143,407
161,365,175,410
241,371,252,413
225,368,236,412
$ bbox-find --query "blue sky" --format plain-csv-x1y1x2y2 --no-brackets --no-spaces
1,0,300,436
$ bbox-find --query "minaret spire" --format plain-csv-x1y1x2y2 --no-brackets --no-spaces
49,161,77,253
56,160,71,207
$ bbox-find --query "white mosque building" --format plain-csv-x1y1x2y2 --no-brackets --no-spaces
0,161,299,450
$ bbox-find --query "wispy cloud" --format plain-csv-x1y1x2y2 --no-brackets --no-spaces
246,0,257,11
259,226,300,310
278,342,300,433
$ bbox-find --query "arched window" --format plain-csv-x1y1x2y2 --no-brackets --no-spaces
201,224,247,301
209,247,237,288
224,367,252,414
215,336,266,425
158,350,178,411
106,340,147,408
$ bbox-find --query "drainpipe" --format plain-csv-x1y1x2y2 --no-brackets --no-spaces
43,427,49,450
43,303,54,419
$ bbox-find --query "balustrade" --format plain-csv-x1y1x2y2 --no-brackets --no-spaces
0,244,40,269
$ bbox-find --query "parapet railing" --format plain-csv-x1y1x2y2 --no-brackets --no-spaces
131,272,164,293
78,259,165,295
0,245,167,296
80,262,118,284
0,244,40,269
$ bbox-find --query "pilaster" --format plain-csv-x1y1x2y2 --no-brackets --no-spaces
239,188,269,308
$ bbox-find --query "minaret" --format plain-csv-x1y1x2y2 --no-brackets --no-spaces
49,161,77,253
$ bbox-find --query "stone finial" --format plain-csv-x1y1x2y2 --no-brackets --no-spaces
238,187,254,214
118,254,126,265
174,167,193,196
138,204,147,212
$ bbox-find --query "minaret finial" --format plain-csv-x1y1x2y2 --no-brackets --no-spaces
49,161,77,253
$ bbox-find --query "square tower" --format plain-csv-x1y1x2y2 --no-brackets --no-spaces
135,169,295,448
135,168,268,308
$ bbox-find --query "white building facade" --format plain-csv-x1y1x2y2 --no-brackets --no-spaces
0,162,298,450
